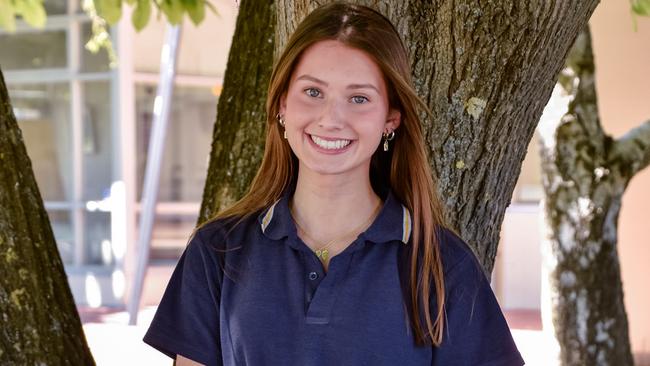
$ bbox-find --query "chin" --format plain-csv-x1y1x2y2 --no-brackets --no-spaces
304,165,348,176
300,159,372,178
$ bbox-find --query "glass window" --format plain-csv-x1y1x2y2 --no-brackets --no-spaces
0,31,67,70
146,214,197,260
49,210,74,264
81,22,111,73
135,84,216,202
43,0,67,15
84,211,112,265
10,83,73,202
82,81,113,200
2,5,118,275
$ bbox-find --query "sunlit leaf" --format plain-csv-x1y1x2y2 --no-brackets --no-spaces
15,0,47,29
94,0,122,25
160,0,184,25
183,0,204,25
631,0,650,16
131,0,151,31
204,0,218,17
0,0,17,32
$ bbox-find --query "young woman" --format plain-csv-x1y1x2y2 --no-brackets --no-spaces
144,3,524,365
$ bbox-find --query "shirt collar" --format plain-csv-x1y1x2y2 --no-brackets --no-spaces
257,189,412,245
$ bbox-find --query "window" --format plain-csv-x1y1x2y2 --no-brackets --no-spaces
11,83,73,201
135,83,217,258
0,31,67,70
3,4,114,267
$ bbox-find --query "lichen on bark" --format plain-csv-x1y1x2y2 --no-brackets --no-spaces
0,68,95,364
539,26,650,365
197,0,276,224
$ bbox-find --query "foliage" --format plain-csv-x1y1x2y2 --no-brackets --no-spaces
0,0,219,68
93,0,218,31
0,0,46,32
0,0,217,32
631,0,650,29
82,0,118,68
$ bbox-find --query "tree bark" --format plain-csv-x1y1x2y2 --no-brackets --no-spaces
0,71,95,364
275,0,600,274
197,0,275,223
539,26,650,366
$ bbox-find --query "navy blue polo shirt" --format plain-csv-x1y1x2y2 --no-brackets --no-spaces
144,189,524,366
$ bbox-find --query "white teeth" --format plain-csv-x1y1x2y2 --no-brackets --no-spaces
310,135,351,150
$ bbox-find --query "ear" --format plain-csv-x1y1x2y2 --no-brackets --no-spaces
385,108,401,131
279,93,288,116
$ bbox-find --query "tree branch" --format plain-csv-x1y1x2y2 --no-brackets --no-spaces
558,26,607,158
611,119,650,179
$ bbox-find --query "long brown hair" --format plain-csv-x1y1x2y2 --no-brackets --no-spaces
198,2,447,346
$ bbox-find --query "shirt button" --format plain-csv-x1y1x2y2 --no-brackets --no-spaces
309,271,318,280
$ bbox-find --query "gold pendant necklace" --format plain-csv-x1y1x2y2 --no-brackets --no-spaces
291,199,382,263
315,248,329,261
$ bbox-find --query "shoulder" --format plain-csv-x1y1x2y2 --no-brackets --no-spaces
193,211,262,251
435,227,487,285
436,227,477,272
431,228,524,365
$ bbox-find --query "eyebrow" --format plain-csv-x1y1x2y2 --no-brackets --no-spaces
295,74,380,93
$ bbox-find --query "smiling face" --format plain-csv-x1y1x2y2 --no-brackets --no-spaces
279,40,400,181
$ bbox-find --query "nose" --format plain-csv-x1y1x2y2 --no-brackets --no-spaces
318,99,345,130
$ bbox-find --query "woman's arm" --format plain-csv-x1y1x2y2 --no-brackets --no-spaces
176,354,205,366
431,228,524,365
143,228,225,365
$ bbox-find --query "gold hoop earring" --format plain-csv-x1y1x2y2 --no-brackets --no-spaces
276,113,287,139
382,130,395,151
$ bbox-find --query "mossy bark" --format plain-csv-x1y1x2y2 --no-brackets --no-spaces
539,27,650,366
275,0,600,274
0,70,95,364
197,0,275,224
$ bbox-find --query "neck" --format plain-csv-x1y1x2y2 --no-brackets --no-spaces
290,167,382,243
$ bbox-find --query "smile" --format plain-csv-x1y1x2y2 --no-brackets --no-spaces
309,134,352,150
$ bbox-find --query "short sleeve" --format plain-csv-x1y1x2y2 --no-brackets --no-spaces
433,249,525,365
143,230,223,365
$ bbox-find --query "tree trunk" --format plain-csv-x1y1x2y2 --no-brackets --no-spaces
197,0,275,223
274,0,600,274
539,26,650,366
0,71,95,364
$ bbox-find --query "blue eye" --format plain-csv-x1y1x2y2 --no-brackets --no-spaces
351,96,369,104
305,88,322,98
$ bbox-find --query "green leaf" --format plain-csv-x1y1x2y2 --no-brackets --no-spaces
0,0,17,32
123,0,136,5
204,0,218,17
182,0,204,25
131,0,151,31
94,0,122,25
631,0,650,16
160,0,183,25
14,0,47,29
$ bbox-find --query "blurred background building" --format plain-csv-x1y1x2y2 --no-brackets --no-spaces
0,0,236,303
0,0,648,362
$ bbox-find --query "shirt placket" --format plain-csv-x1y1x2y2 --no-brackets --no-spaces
302,250,354,325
